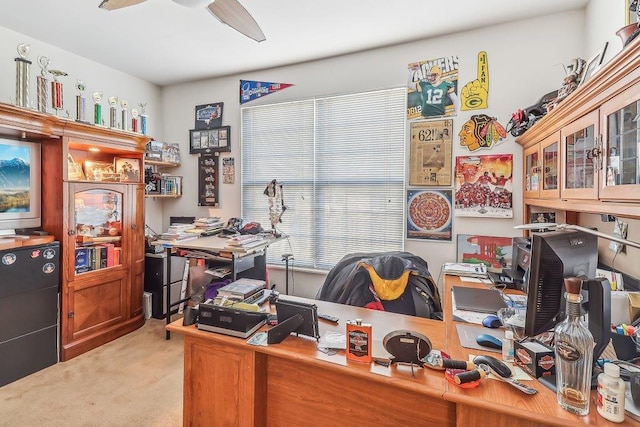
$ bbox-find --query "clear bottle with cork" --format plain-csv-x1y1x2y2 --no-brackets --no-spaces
597,362,625,423
554,276,594,416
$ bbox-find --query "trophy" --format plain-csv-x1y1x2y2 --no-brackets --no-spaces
15,43,31,108
108,96,118,128
36,56,50,113
49,69,68,115
120,99,129,131
93,92,103,125
131,108,139,133
75,80,87,122
138,102,148,135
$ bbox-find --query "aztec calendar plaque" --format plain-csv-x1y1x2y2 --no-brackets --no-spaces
406,189,453,241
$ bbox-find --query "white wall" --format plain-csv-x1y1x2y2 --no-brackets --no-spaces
160,11,590,298
0,25,163,232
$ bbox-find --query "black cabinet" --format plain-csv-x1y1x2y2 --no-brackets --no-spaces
144,253,187,319
0,242,60,386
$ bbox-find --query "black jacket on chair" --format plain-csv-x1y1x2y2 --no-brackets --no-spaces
316,251,442,320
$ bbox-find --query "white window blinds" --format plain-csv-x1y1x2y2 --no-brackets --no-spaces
241,87,405,270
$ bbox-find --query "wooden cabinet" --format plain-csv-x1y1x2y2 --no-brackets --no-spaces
0,102,149,361
516,38,640,220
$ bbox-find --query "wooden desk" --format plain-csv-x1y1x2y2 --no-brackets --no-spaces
443,275,635,427
168,298,453,426
168,281,637,426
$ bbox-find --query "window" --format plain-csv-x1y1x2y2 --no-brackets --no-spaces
241,88,406,270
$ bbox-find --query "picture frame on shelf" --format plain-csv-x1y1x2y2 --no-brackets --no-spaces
84,160,116,181
67,153,86,181
114,157,141,182
194,102,223,130
579,42,608,86
189,126,231,154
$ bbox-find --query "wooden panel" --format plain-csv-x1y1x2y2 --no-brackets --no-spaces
266,356,454,427
183,337,266,427
71,277,126,340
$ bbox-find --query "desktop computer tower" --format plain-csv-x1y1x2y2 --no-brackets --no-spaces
144,253,187,319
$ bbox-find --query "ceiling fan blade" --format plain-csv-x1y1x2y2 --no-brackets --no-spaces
99,0,147,11
207,0,266,42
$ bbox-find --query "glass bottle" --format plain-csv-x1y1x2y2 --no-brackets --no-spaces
555,277,594,416
502,330,515,363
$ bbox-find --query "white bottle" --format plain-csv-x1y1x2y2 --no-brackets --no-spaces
502,330,514,363
597,362,625,423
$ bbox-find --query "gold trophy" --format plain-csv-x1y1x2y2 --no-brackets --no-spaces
49,68,68,115
108,96,118,128
139,102,148,135
36,56,50,113
76,80,87,122
15,43,31,108
93,92,103,125
131,108,139,133
120,99,129,131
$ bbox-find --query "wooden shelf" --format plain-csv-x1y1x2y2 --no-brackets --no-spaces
524,198,640,219
145,159,180,167
145,194,181,199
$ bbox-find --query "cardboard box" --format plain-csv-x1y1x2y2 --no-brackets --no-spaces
514,339,555,379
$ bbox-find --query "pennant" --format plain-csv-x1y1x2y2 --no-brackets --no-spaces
239,80,294,104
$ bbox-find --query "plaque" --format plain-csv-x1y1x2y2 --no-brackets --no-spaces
36,56,50,113
15,43,31,108
93,92,103,125
108,96,118,128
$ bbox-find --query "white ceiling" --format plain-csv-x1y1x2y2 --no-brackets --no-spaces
0,0,588,87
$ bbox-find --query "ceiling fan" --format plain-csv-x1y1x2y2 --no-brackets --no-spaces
98,0,265,42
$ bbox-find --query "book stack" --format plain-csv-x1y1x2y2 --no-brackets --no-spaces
159,223,199,243
224,235,268,252
217,278,266,301
190,217,225,235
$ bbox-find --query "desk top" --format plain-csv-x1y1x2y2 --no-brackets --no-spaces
168,297,447,399
154,234,277,255
168,281,636,426
443,274,634,426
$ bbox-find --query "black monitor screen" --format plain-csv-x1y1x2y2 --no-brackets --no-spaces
524,229,598,337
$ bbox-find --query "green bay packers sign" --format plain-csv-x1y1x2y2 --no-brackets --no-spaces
407,56,459,120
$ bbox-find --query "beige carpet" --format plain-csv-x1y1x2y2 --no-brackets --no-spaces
0,318,183,426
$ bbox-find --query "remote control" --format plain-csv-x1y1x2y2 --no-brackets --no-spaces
318,313,339,323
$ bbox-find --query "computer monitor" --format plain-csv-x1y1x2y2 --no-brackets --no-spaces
524,229,599,338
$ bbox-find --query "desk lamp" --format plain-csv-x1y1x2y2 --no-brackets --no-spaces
515,222,640,251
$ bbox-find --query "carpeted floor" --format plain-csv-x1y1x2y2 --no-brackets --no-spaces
0,318,183,426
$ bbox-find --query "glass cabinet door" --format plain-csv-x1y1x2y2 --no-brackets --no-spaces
561,111,599,199
540,132,560,199
600,83,640,200
73,187,124,274
524,145,540,198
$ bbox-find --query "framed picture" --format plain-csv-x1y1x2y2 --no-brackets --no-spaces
189,126,231,154
194,102,223,129
198,154,219,207
409,119,453,186
456,234,513,271
114,158,141,182
627,0,638,25
579,43,608,86
84,160,116,181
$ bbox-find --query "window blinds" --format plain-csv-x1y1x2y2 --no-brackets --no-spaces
241,88,405,270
